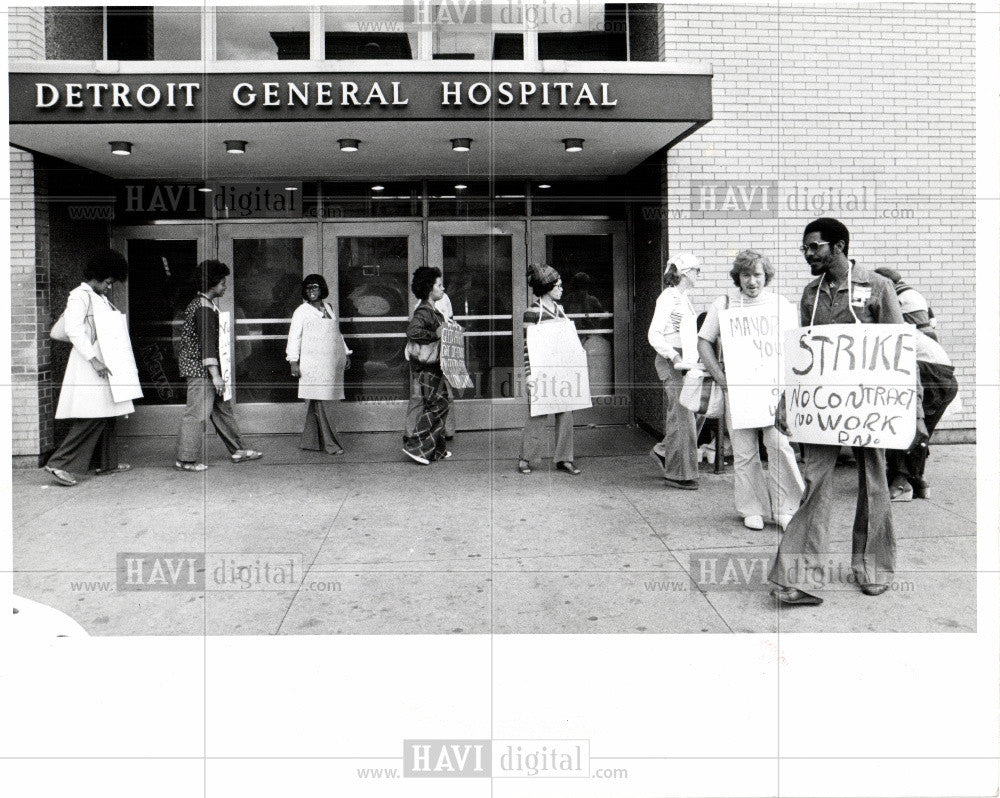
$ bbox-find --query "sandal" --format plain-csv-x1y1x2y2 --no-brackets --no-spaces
517,459,532,474
230,449,264,463
44,465,77,486
95,463,132,475
556,461,581,476
770,587,823,606
174,461,207,472
889,481,913,502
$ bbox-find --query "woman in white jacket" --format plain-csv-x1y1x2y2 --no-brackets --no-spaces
44,250,134,486
647,252,702,490
286,274,351,454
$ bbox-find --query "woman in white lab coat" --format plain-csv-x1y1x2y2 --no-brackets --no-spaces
286,274,351,454
44,250,134,486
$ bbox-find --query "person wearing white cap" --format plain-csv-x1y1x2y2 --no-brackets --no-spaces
647,252,702,489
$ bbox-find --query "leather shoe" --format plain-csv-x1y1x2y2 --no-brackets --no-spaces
770,587,823,606
861,583,890,596
663,477,699,490
556,461,581,475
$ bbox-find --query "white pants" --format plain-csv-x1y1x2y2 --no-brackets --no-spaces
728,416,804,520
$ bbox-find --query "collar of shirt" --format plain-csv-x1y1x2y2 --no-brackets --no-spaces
197,292,220,311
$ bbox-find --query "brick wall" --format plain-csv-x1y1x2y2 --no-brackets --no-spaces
6,7,45,62
10,146,53,463
659,3,976,432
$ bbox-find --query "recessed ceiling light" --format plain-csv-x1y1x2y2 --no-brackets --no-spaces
455,183,468,190
450,138,472,152
562,138,584,153
371,185,385,191
109,141,132,156
225,140,247,154
197,186,213,193
538,183,551,189
339,139,360,152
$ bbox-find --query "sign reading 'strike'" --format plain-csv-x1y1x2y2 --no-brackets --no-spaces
784,324,917,449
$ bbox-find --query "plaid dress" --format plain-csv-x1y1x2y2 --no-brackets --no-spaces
402,302,449,462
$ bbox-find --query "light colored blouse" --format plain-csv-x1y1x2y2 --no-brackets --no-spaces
647,286,696,361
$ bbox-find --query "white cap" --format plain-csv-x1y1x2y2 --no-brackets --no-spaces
665,252,701,276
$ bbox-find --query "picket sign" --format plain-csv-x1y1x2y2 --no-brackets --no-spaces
525,318,592,417
440,323,474,392
718,296,797,429
218,312,233,402
299,318,347,400
784,323,917,449
92,304,143,403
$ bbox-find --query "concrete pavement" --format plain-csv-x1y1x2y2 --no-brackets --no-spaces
11,428,977,635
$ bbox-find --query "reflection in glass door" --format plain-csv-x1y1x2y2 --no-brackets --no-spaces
429,222,526,429
113,224,210,436
217,224,318,409
324,222,423,430
530,220,627,424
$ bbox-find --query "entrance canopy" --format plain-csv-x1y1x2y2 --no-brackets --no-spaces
9,61,712,179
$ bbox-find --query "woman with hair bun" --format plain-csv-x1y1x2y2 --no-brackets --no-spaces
517,262,581,476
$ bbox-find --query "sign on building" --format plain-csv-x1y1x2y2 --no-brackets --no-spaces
93,305,143,403
218,312,233,401
784,324,918,448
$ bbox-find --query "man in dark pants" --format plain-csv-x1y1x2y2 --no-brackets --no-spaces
769,218,926,605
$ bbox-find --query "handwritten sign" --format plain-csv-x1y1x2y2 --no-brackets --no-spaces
299,318,346,400
719,297,797,429
784,324,917,449
525,319,592,417
440,323,474,392
218,311,233,401
93,306,143,403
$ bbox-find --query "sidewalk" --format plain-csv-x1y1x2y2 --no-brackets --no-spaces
11,428,976,635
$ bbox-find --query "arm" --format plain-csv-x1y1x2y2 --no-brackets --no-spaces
406,305,440,344
64,289,111,377
286,305,305,377
195,305,224,394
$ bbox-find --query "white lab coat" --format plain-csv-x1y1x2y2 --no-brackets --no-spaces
54,283,135,419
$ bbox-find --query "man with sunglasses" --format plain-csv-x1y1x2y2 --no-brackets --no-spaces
769,217,923,606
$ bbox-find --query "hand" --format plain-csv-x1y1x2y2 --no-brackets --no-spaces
212,373,225,396
436,325,444,339
343,357,351,371
775,394,790,437
289,362,301,378
89,357,111,379
908,419,930,455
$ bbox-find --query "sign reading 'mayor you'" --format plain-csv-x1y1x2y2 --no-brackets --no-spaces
784,324,917,449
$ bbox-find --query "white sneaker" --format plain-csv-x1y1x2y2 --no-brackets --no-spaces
743,515,765,530
402,449,430,465
776,514,794,531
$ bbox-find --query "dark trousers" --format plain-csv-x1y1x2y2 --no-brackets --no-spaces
769,444,896,592
300,400,343,453
47,418,118,477
176,376,245,462
887,362,958,486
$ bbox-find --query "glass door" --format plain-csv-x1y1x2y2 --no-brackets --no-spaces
428,221,527,430
217,223,319,432
322,221,424,431
111,223,211,436
529,220,629,425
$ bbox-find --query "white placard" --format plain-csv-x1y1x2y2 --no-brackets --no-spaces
784,323,918,449
92,305,143,403
298,317,346,401
525,318,592,417
218,311,233,402
718,296,797,429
